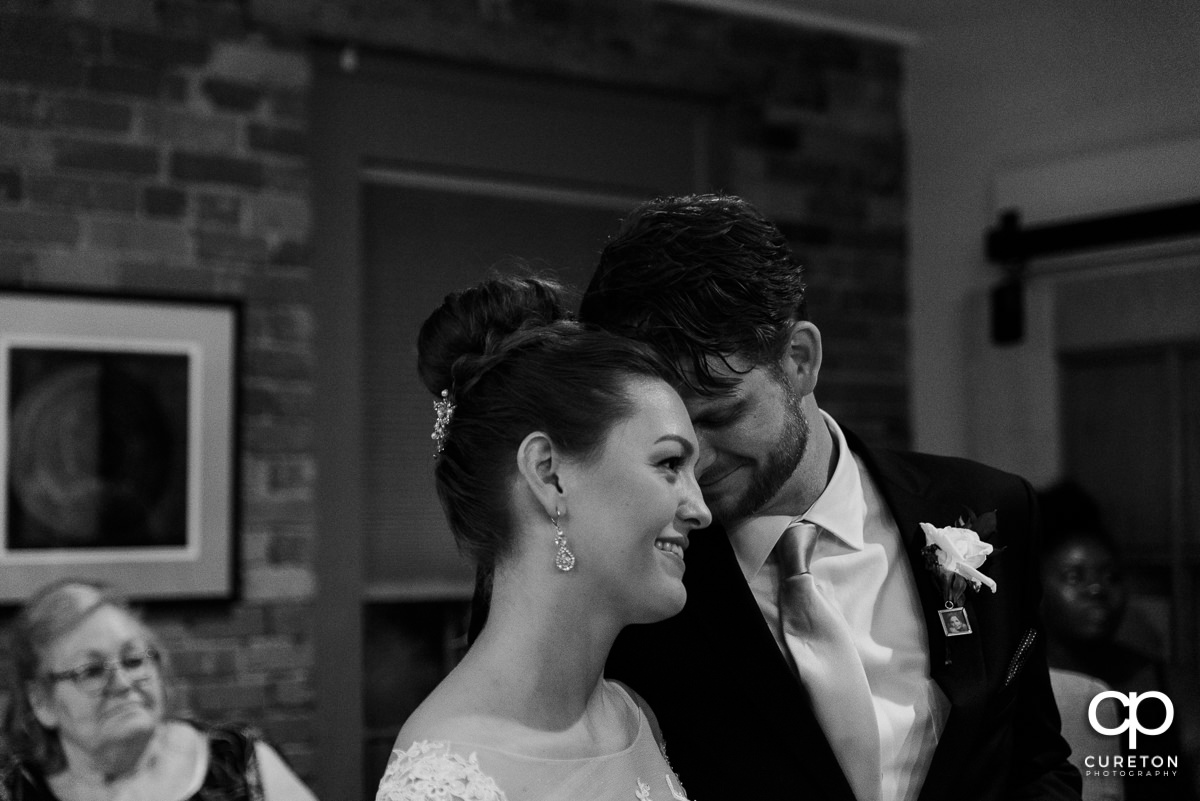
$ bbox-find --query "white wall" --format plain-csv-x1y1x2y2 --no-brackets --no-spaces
906,0,1200,481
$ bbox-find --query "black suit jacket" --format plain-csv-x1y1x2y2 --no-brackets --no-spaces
607,428,1082,801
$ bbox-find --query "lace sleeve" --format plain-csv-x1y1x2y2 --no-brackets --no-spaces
374,741,508,801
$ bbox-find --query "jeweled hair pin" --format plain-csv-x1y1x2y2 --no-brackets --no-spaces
431,389,455,456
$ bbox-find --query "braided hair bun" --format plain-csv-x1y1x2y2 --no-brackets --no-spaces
417,275,571,402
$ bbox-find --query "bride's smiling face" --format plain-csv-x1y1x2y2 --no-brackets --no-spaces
561,377,712,624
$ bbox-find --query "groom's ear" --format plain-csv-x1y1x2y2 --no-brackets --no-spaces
516,431,564,518
782,320,823,396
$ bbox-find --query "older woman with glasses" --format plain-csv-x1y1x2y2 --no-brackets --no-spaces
1,580,318,801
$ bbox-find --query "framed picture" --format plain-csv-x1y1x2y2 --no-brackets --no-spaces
0,290,239,601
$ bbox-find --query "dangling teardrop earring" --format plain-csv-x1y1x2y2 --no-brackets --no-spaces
552,512,575,572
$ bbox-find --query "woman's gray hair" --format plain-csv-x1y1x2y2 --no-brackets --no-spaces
2,579,165,773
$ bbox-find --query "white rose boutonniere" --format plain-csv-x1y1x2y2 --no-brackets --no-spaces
921,509,999,640
920,521,998,594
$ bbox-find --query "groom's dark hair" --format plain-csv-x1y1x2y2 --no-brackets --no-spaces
580,193,807,397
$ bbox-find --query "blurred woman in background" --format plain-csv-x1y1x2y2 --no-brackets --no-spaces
1039,481,1199,801
1,579,318,801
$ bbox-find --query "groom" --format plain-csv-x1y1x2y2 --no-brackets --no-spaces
582,194,1081,801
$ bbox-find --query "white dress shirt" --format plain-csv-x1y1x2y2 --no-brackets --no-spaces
728,411,950,801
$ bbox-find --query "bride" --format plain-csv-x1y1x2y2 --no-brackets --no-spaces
375,276,710,801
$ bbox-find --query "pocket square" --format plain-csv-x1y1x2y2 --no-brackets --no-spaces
1004,628,1038,687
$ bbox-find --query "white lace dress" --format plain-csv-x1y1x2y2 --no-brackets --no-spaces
374,683,692,801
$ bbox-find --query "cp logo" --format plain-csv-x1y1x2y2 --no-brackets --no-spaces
1089,691,1174,749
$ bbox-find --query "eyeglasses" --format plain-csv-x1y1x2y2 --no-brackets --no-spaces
43,649,160,696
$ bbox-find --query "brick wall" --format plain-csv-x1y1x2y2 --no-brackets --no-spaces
0,0,907,784
0,1,317,774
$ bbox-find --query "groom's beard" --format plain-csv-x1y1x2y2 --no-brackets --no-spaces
718,379,809,524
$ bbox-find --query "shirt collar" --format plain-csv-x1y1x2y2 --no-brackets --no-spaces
728,410,867,581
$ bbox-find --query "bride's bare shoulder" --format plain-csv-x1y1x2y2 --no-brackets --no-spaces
394,676,516,749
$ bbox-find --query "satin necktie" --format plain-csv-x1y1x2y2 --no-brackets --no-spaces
778,521,882,801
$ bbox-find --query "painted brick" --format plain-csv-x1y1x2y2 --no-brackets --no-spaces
261,161,307,192
142,107,238,151
240,495,313,527
110,28,212,67
160,1,249,40
87,63,169,98
89,218,190,257
258,711,314,750
187,604,269,639
844,228,906,251
197,192,242,226
239,268,312,303
206,39,311,88
271,676,315,706
119,261,215,294
0,209,79,245
867,196,906,230
0,249,36,281
54,138,159,176
0,169,20,202
196,229,268,263
243,449,314,498
267,529,311,566
247,123,307,157
758,123,800,152
269,87,307,121
238,638,311,673
0,14,104,60
171,151,263,188
141,185,188,218
778,220,833,247
243,348,313,382
0,54,86,89
268,239,309,266
0,88,39,126
243,566,315,602
190,680,269,713
245,304,313,344
248,194,309,238
26,174,138,212
168,646,238,678
242,416,314,453
47,96,133,132
164,73,189,102
0,130,53,169
265,454,315,495
31,249,122,288
268,601,315,637
202,77,263,112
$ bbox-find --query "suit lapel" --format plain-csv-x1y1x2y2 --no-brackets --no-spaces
844,431,990,801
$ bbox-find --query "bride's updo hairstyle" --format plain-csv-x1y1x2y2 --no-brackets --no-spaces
417,275,674,571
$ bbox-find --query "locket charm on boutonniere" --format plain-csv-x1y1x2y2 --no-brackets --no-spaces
920,509,1000,639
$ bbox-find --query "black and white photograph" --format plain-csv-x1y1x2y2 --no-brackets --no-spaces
0,291,237,602
0,2,1197,800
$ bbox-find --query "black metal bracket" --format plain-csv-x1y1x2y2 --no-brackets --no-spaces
985,200,1200,265
982,199,1200,346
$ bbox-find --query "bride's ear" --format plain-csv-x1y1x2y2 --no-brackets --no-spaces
516,431,564,519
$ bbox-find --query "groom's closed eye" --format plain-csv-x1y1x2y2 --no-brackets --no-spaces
691,401,747,429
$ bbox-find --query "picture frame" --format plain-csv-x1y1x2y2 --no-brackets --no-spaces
0,289,239,601
938,606,973,637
